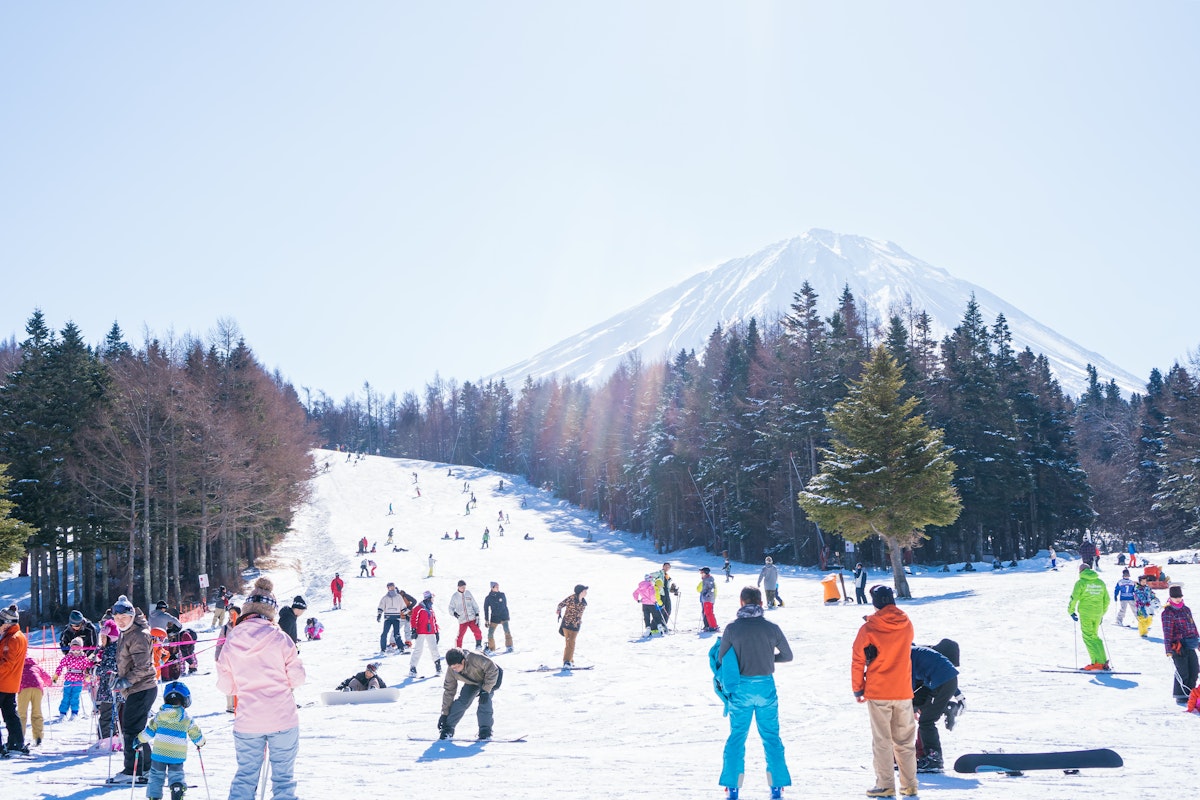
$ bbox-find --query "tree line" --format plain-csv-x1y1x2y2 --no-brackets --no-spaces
309,284,1200,566
0,311,314,621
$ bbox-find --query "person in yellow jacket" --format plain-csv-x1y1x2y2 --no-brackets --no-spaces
1068,563,1111,670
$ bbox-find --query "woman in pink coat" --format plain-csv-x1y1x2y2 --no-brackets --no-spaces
216,577,306,800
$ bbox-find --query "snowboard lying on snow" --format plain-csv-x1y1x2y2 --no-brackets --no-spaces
954,748,1123,775
321,687,401,705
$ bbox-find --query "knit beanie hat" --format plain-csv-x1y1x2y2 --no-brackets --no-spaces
100,618,120,640
0,607,18,626
69,610,85,625
112,595,134,615
1170,585,1184,599
871,585,896,609
241,577,279,621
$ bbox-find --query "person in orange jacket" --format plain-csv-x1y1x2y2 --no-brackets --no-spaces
851,585,917,798
1,606,30,757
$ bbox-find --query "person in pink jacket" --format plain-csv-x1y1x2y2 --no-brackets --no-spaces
634,575,666,635
18,657,53,746
216,577,306,800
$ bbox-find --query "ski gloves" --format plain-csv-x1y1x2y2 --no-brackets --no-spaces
1070,613,1079,621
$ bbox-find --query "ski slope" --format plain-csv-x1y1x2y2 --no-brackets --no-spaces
3,449,1197,799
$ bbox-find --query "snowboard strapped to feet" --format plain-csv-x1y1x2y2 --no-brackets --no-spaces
954,748,1123,775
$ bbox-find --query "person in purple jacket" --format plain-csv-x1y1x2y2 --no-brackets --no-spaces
216,577,307,800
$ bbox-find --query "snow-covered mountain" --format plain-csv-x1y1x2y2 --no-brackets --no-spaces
493,229,1143,398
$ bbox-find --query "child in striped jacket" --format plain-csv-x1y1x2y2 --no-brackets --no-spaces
53,637,92,717
137,681,205,800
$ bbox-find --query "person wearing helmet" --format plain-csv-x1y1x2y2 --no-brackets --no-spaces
137,681,206,800
852,585,917,798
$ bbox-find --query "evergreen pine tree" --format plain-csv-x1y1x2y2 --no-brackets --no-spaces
799,345,961,597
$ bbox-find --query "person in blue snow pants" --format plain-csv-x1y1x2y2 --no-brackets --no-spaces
711,586,794,795
230,727,299,800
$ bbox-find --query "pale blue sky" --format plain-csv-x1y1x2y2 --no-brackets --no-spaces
2,2,1197,402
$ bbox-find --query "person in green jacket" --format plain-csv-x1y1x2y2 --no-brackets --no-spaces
1068,563,1111,670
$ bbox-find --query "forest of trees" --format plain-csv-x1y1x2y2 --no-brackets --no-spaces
4,286,1198,622
0,312,314,621
308,285,1200,567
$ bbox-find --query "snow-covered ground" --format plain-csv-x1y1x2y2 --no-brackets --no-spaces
3,449,1198,799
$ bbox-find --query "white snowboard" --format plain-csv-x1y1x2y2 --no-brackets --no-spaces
320,687,401,706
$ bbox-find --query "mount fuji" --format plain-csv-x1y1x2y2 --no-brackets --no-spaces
492,229,1143,398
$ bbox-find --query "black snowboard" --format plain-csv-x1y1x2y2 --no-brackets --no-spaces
954,748,1122,774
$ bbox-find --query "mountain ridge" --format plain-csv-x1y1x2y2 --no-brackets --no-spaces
492,229,1142,398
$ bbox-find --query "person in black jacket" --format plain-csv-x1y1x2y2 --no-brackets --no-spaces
483,582,514,654
277,596,306,644
911,643,959,772
58,610,99,655
336,662,387,691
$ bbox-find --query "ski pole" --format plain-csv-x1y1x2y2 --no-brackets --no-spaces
197,743,212,800
1072,614,1079,670
257,746,271,800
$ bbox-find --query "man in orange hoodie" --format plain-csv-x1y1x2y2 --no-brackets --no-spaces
852,585,917,798
0,606,30,757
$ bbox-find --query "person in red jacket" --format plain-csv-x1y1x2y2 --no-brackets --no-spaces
330,573,344,610
852,585,917,798
1,606,30,757
408,591,443,678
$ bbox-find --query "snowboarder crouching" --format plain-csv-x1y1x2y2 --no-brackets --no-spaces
910,642,959,773
304,618,324,641
438,648,502,740
337,662,386,691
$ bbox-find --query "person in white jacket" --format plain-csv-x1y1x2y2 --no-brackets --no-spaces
377,583,409,654
448,581,483,650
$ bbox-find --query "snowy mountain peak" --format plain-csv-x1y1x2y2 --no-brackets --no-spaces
492,230,1142,398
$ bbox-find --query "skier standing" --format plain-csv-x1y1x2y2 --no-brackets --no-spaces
330,573,344,610
427,554,436,578
1113,569,1137,627
654,562,677,626
1133,574,1159,638
1068,563,1111,670
852,585,917,798
1161,585,1199,703
483,582,514,654
210,586,233,628
449,581,483,650
710,586,792,800
0,607,29,758
698,567,719,632
377,583,409,654
757,557,781,609
111,595,158,782
853,563,869,605
58,610,99,654
634,575,665,635
556,585,588,668
408,591,442,678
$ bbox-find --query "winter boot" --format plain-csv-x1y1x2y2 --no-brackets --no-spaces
724,789,738,800
435,658,442,675
770,788,784,799
865,788,896,798
438,727,454,740
899,787,919,797
506,646,514,653
170,782,187,800
475,640,484,651
409,666,417,678
478,727,492,740
916,751,943,773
